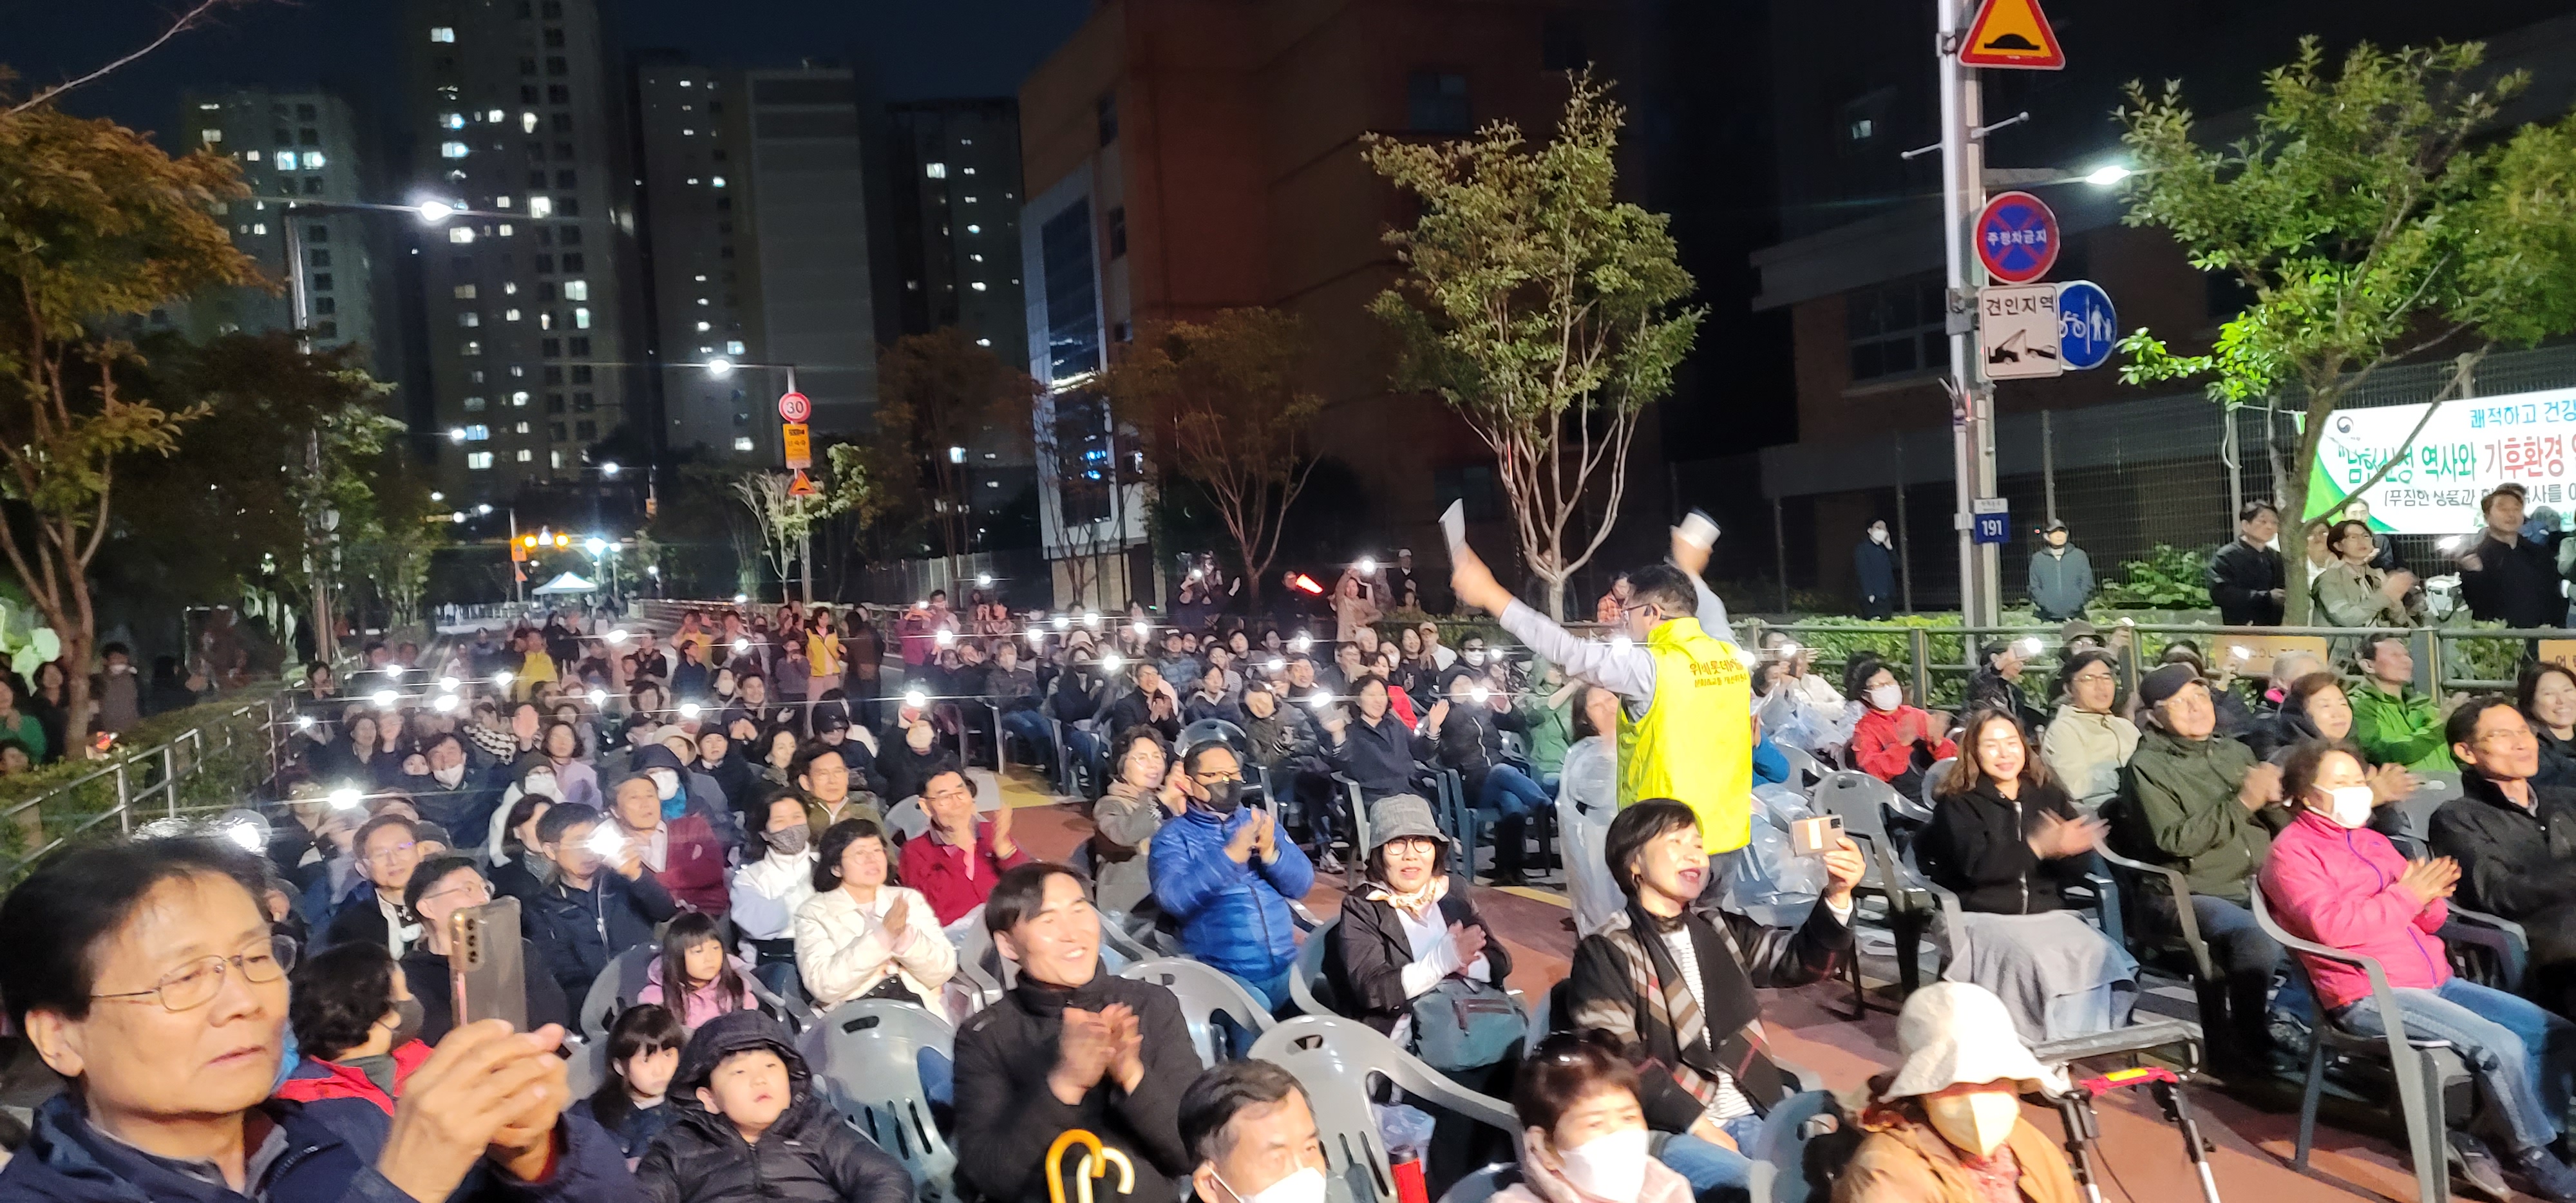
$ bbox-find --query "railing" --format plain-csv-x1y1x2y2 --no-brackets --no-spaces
0,696,289,885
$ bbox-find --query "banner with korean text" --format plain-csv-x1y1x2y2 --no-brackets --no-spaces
2304,387,2576,533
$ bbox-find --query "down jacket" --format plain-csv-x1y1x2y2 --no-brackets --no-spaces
1147,805,1316,981
637,1010,913,1203
2258,807,2448,1013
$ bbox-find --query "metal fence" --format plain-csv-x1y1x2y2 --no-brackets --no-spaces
0,697,289,886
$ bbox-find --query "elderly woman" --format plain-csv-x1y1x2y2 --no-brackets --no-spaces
1089,725,1178,917
792,818,954,1009
1919,708,2136,1041
2037,650,2135,810
1493,1033,1696,1203
2105,663,2286,1073
2259,739,2576,1201
1327,796,1513,1042
1835,983,2081,1203
2311,518,2423,660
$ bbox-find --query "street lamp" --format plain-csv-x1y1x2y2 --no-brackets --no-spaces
2082,164,2133,187
601,461,620,477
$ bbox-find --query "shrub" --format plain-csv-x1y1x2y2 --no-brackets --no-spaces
2098,545,2213,609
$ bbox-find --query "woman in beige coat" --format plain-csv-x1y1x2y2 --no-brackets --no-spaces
792,817,955,1009
1089,725,1179,916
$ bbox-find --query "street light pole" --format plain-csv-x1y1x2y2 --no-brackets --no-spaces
281,210,338,665
1937,0,2002,630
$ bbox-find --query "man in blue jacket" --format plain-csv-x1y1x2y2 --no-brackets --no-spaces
1150,738,1316,1010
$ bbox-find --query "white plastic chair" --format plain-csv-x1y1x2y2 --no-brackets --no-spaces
1248,1016,1518,1203
1119,956,1274,1068
577,944,659,1040
797,999,962,1202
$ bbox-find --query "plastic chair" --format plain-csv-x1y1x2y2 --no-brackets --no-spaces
948,904,1012,1007
1290,914,1341,1018
1806,770,1950,1014
797,999,961,1202
577,944,660,1041
1248,1016,1519,1203
2369,782,2526,992
1119,956,1276,1068
1435,1165,1508,1203
884,796,931,842
1918,757,1955,813
562,1037,608,1101
1775,744,1827,791
1743,1089,1840,1203
2088,840,2222,1016
2250,887,2461,1203
1327,774,1370,887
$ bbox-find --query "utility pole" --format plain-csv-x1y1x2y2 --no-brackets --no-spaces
283,213,337,665
1937,0,2002,630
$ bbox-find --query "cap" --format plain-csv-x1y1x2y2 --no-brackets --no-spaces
1364,795,1448,858
2136,662,2201,709
2040,518,2069,534
2058,619,2099,642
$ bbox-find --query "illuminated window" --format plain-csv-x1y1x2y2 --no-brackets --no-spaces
458,312,480,327
965,224,980,234
246,150,261,162
466,451,494,469
516,449,533,462
562,279,587,300
448,227,475,243
551,450,565,469
462,424,489,440
696,321,710,332
574,307,591,329
971,281,988,291
251,222,267,236
441,141,469,158
200,128,223,145
527,196,553,218
710,176,725,188
925,162,947,179
488,109,505,123
453,283,477,299
733,437,754,451
726,340,745,355
497,223,513,236
430,26,455,41
504,308,522,322
515,421,531,435
511,391,531,406
460,340,482,356
464,395,487,411
976,337,992,347
522,112,539,133
442,113,465,130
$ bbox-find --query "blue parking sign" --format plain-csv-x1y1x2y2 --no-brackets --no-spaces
2057,280,2118,371
1972,498,2011,545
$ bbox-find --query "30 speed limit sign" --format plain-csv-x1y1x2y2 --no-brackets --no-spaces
776,391,811,423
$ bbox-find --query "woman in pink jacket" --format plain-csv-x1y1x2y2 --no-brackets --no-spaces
2259,738,2576,1200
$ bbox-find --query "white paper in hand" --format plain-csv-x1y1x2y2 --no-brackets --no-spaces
1439,500,1467,556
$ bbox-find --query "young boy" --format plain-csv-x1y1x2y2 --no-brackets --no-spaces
636,1010,911,1203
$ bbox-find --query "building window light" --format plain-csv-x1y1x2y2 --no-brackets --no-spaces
971,281,988,291
965,224,980,234
497,223,513,236
574,307,591,329
696,297,709,307
200,128,223,145
245,150,261,162
977,337,992,347
562,279,587,300
487,109,504,123
516,449,533,462
458,311,480,327
963,195,977,204
442,113,465,130
710,176,725,188
494,195,513,209
527,196,553,218
303,151,327,169
464,395,486,410
466,451,493,469
522,111,539,133
963,166,976,175
681,128,694,137
686,177,698,185
441,141,469,159
538,311,553,330
504,308,522,321
448,226,475,243
515,421,530,435
726,340,746,355
276,147,296,164
696,321,711,332
430,26,455,42
513,391,531,406
453,283,477,299
551,450,565,469
733,437,755,451
925,162,947,179
462,424,489,440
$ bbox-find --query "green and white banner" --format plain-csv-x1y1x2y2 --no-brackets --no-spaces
2305,386,2576,533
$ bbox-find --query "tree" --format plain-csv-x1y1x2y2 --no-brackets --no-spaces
1101,308,1323,609
0,103,254,752
728,452,871,603
876,328,1037,566
1365,71,1705,619
2115,39,2576,621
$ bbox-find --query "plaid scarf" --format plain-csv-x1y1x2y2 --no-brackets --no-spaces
1577,904,1779,1113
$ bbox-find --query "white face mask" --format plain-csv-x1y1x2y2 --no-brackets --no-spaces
647,768,680,801
1555,1128,1651,1203
2322,784,2376,828
432,764,466,788
523,772,559,801
1922,1090,2021,1159
1868,685,1904,712
1220,1166,1326,1203
1463,649,1488,667
1870,527,1889,544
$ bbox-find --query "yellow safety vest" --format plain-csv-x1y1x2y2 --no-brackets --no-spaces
1616,616,1752,853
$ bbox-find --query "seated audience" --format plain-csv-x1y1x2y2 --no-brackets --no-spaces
794,818,955,1009
1151,739,1316,1010
529,801,679,1005
2262,737,2576,1200
2431,696,2576,1017
795,744,884,836
728,789,819,997
323,813,424,956
2240,670,2354,764
878,719,952,804
2349,634,2456,772
956,863,1197,1203
636,1009,914,1203
2523,661,2576,789
1416,670,1544,885
1919,709,2137,1041
1555,685,1626,939
1178,1060,1331,1203
2038,650,2135,809
1091,726,1178,918
1567,799,1862,1196
571,1003,685,1164
0,836,625,1199
899,768,1030,927
2105,663,2285,1070
1848,658,1955,797
278,941,430,1122
1319,675,1417,803
401,855,570,1045
1490,1032,1694,1203
1963,640,2045,734
1834,983,2081,1203
1327,795,1511,1043
638,911,756,1032
607,770,730,918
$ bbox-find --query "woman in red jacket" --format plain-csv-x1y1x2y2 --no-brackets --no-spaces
1844,654,1954,797
2259,738,2576,1200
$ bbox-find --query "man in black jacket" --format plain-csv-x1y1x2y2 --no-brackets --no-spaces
1567,799,1863,1197
638,1009,913,1203
525,802,677,1007
2207,502,2286,626
2458,486,2566,628
956,863,1197,1203
2429,696,2576,1013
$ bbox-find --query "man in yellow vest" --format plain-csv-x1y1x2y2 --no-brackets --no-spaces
1452,528,1820,867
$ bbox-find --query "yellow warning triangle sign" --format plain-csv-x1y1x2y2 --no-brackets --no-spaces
1958,0,2065,69
787,469,819,498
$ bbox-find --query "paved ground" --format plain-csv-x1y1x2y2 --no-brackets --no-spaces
991,763,2516,1203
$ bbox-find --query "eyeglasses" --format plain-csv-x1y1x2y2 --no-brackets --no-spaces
363,840,418,865
925,786,976,804
93,934,298,1013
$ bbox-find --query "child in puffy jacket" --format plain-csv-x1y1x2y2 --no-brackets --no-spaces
638,912,758,1032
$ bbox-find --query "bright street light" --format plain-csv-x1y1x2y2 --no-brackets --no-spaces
705,357,735,377
601,462,620,477
415,200,458,223
976,573,994,587
585,536,607,555
2083,164,2132,187
448,427,468,442
476,504,494,515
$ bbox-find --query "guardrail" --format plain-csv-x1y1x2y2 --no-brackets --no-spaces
0,696,289,885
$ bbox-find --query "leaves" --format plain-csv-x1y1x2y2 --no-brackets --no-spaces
875,327,1039,558
2096,545,2215,609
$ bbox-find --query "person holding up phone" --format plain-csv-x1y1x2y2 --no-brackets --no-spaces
402,857,571,1046
527,802,678,1006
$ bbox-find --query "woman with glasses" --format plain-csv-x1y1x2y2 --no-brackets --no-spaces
0,837,626,1201
2038,650,2136,810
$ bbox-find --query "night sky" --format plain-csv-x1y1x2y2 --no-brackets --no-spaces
10,0,1095,146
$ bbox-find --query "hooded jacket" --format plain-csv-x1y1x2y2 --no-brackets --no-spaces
2107,726,2270,902
953,971,1197,1203
2259,807,2449,1012
636,1010,913,1203
638,952,759,1031
1147,804,1316,981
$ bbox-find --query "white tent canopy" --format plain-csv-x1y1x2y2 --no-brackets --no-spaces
530,572,599,595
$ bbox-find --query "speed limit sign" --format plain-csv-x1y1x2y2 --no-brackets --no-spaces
776,391,811,423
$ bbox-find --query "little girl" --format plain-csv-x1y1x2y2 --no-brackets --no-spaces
568,1003,685,1164
636,911,757,1031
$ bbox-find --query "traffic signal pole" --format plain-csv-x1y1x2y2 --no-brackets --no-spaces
1938,0,2002,629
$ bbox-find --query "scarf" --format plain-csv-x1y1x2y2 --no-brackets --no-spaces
1365,873,1448,920
1588,903,1781,1114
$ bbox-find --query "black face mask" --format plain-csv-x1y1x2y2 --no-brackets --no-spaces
388,996,426,1047
1202,779,1244,815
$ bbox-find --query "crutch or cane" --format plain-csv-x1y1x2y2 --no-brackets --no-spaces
1046,1129,1137,1203
2053,1065,2224,1203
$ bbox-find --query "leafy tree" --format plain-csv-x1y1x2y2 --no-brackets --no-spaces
1101,308,1323,609
1365,71,1705,619
0,102,254,752
2115,39,2576,621
728,452,870,603
875,328,1038,566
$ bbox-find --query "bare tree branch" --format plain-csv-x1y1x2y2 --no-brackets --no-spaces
10,0,263,115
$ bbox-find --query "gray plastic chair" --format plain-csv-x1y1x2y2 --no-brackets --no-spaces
1247,1015,1518,1203
1917,757,1955,813
562,1037,609,1101
2383,777,2528,990
577,944,661,1041
884,797,932,842
1119,956,1276,1068
1806,770,1951,1012
1290,914,1341,1017
947,904,1012,1008
2249,887,2460,1203
1743,1089,1839,1203
797,999,961,1202
1775,744,1827,790
1434,1165,1509,1203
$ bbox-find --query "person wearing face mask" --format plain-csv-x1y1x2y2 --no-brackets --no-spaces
2038,651,2136,808
630,742,748,853
277,941,431,1133
729,790,821,996
1150,739,1316,1010
2262,737,2576,1200
1488,1032,1693,1203
1855,520,1899,618
1179,1061,1332,1203
1847,658,1955,800
406,732,506,853
1835,983,2080,1203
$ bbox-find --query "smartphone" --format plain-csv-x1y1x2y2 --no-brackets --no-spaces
451,897,529,1032
1790,814,1844,858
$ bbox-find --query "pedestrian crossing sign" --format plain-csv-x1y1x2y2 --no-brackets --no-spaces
1958,0,2065,69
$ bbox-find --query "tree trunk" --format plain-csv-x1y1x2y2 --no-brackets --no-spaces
1540,573,1566,623
2280,397,2329,627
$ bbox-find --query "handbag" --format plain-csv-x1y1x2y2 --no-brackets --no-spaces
1408,976,1526,1071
